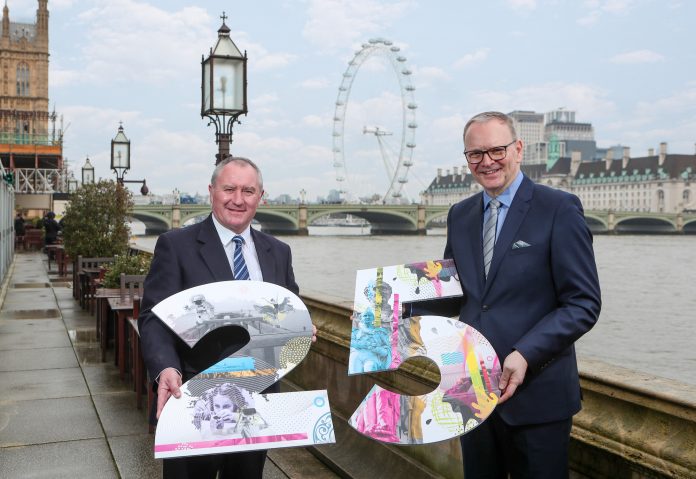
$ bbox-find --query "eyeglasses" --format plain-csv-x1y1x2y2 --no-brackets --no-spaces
464,140,516,164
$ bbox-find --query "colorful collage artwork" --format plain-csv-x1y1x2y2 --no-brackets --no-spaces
348,259,502,445
151,281,334,459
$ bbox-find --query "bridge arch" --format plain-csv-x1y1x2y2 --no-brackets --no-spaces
308,207,418,234
424,210,448,229
584,214,608,233
683,218,696,234
614,216,676,234
130,212,170,235
254,209,299,233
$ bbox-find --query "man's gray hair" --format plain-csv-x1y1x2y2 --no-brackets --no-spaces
211,156,264,190
463,111,518,144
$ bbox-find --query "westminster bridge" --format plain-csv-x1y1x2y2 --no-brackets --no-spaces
131,203,696,235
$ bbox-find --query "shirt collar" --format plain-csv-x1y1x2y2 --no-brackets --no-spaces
211,214,253,246
483,171,524,209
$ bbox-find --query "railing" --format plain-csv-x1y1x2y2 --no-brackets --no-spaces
0,163,15,286
0,131,61,146
12,167,66,194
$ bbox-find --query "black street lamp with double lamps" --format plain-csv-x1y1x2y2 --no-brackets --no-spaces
201,12,248,166
110,123,149,195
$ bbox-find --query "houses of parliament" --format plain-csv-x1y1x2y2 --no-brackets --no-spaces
0,0,63,213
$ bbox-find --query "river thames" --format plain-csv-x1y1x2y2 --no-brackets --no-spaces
136,230,696,387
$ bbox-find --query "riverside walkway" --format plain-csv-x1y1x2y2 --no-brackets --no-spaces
0,251,339,478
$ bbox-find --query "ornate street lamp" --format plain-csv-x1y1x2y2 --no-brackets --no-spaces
111,123,130,182
110,123,149,195
201,12,248,165
67,173,78,193
82,157,95,184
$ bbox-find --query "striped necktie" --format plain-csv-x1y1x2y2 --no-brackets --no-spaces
232,235,250,281
483,199,501,280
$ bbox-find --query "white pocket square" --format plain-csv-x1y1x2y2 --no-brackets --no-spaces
512,240,531,249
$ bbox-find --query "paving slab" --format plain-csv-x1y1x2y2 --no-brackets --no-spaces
0,438,119,478
92,391,151,437
82,362,132,394
0,308,61,319
109,432,162,479
0,396,102,447
0,291,57,309
0,346,77,371
0,317,64,333
0,368,89,401
0,330,71,350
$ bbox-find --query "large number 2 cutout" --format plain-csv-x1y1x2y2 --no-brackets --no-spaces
151,281,334,459
348,259,501,444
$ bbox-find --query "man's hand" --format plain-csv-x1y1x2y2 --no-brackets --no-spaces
156,367,182,419
497,350,528,404
312,323,318,343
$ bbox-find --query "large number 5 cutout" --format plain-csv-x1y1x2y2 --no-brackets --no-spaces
151,281,334,459
348,259,501,444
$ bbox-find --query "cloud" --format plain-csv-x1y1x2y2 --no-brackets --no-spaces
302,0,415,52
578,0,635,26
507,0,538,10
55,1,294,88
300,77,331,89
302,115,332,128
414,66,451,86
610,50,664,64
453,48,491,69
466,82,615,120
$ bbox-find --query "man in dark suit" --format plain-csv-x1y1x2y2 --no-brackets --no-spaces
138,156,299,479
445,112,601,478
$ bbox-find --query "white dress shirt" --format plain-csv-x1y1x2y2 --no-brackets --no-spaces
211,215,264,281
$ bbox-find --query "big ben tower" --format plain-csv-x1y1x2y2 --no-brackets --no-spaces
0,0,63,207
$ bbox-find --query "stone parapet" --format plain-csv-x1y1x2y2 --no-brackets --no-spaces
572,358,696,478
291,294,696,479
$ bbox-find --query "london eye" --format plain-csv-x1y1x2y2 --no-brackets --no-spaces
332,38,417,202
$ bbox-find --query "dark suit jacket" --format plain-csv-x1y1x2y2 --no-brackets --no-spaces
138,215,299,383
444,175,601,426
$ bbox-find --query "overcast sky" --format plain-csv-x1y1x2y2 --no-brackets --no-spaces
8,0,696,201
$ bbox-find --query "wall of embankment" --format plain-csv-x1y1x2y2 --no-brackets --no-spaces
290,294,696,479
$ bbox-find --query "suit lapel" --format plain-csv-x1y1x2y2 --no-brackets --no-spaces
455,194,485,295
484,176,533,294
197,215,234,281
251,229,275,282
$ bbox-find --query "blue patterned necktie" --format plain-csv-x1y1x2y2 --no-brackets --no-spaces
232,235,250,281
483,199,501,280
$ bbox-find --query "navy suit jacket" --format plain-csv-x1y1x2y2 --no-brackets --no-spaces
138,215,299,383
444,175,601,426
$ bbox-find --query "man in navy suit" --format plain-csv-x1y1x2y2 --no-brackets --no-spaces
138,156,299,479
446,112,601,478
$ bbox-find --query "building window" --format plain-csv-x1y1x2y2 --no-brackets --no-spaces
16,63,30,96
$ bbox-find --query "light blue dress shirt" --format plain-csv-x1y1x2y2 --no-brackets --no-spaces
482,171,524,241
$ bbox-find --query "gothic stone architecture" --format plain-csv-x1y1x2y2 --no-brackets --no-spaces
0,0,63,208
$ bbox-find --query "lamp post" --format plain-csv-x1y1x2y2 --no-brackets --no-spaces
110,123,149,195
201,12,248,165
67,174,78,193
82,157,95,184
